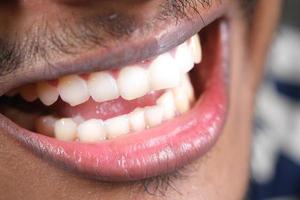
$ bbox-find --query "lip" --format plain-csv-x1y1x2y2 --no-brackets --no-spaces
0,20,228,181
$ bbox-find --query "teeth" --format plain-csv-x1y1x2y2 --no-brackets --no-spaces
175,42,194,73
77,119,106,142
182,74,195,103
190,34,202,64
118,66,150,100
58,75,89,106
54,118,77,141
35,116,57,137
129,108,146,132
145,106,163,128
88,72,119,102
149,53,181,90
105,115,130,139
172,81,191,114
20,84,38,102
156,91,176,120
37,82,59,106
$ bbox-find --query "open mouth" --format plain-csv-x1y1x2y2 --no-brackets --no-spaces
0,19,228,181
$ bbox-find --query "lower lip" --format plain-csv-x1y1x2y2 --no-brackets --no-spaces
0,20,229,181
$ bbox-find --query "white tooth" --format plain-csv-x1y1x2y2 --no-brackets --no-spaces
58,75,89,106
145,106,163,128
149,53,181,90
175,42,194,73
129,108,145,132
35,116,57,137
172,83,191,114
37,82,59,106
118,66,150,100
54,118,77,141
105,115,130,139
20,84,38,102
88,72,119,102
190,34,202,64
182,74,195,103
77,119,106,142
156,91,176,120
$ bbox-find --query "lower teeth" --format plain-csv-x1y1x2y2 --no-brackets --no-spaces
34,74,195,142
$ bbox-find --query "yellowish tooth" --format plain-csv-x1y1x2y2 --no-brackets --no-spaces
175,42,194,73
35,116,57,137
37,82,59,106
105,115,130,139
190,34,202,64
145,106,163,128
118,66,150,100
172,83,191,114
77,119,106,142
129,108,146,132
20,84,38,102
88,72,119,102
54,118,77,141
156,91,176,120
58,75,89,106
149,53,181,90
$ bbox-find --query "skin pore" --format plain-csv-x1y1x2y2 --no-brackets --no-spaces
0,0,282,199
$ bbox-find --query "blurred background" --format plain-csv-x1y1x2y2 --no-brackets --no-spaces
249,1,300,199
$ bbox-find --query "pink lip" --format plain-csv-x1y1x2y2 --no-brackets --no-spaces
0,20,228,181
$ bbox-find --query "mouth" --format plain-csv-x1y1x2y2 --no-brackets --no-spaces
0,19,228,181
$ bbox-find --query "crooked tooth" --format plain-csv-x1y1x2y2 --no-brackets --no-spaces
156,91,176,120
149,53,181,90
105,115,130,139
35,116,57,137
190,34,202,64
175,42,194,73
172,82,191,114
20,84,38,102
129,108,145,132
77,119,106,142
145,106,163,128
118,66,150,100
58,75,89,106
54,118,77,141
37,82,59,106
182,74,195,103
88,72,119,102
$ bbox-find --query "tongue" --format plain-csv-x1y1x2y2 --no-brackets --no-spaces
53,91,163,120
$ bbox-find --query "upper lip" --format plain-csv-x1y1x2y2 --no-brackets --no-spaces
0,4,228,95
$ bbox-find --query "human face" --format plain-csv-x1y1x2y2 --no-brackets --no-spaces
0,0,281,199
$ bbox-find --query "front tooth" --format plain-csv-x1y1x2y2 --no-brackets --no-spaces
20,84,38,102
77,119,106,142
118,66,150,100
54,118,77,141
88,72,119,102
35,115,57,137
149,53,181,90
58,75,89,106
175,42,194,73
37,82,59,106
145,106,163,128
190,34,202,64
129,108,145,132
156,91,176,120
105,115,130,139
172,83,191,114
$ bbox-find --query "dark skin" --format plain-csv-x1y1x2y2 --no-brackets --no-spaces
0,0,282,199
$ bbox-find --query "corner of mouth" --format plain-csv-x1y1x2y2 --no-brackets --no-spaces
0,18,229,181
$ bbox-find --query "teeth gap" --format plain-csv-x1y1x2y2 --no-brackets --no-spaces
0,33,203,143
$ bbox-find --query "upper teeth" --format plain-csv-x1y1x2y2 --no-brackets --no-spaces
15,34,202,106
